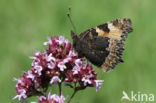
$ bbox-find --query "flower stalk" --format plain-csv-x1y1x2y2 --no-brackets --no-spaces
67,89,77,103
58,83,62,96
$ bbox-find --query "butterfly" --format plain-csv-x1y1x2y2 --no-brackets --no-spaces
71,18,133,72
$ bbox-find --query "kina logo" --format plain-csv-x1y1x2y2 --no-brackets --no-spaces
121,91,154,102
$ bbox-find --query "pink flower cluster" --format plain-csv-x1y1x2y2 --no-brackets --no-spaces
14,36,104,102
37,92,65,103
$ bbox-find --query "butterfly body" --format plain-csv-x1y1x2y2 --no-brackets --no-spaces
71,18,133,72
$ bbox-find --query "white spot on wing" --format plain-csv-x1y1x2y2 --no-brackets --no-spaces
108,23,116,30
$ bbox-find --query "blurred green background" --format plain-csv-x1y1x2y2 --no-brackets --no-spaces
0,0,156,103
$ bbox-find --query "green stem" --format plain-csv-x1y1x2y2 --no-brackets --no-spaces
58,83,62,96
67,89,77,103
67,83,78,103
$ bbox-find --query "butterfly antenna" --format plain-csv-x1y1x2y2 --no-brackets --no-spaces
67,8,77,33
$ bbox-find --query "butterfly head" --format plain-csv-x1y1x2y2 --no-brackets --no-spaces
70,30,83,56
71,30,79,47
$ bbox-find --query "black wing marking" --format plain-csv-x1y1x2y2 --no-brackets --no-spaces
76,29,110,67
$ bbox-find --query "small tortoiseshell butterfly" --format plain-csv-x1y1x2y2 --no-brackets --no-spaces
71,18,133,72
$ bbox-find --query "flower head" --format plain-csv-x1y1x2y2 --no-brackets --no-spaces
95,80,104,92
14,35,104,102
38,92,65,103
13,73,35,101
50,76,61,84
